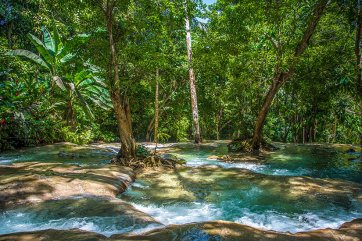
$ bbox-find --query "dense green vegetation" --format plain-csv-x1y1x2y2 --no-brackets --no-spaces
0,0,361,153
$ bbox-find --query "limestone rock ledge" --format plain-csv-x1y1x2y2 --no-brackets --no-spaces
0,219,361,241
0,162,135,210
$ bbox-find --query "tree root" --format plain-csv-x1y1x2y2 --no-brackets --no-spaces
112,155,179,169
228,138,279,153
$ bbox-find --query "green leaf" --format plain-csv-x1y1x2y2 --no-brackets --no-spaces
6,50,50,70
42,26,55,54
60,53,76,63
74,70,91,83
75,87,94,119
27,33,54,66
52,23,62,53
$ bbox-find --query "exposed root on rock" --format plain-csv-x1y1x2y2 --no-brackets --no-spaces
111,145,186,169
112,155,185,170
228,138,279,153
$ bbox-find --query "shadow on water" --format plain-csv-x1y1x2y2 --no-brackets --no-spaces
0,143,116,166
0,197,161,237
1,142,362,236
263,144,362,183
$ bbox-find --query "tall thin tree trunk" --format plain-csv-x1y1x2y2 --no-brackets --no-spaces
146,119,154,142
7,21,13,49
355,0,362,151
216,116,220,141
183,0,201,144
154,69,160,151
303,126,306,144
251,0,329,150
104,0,136,159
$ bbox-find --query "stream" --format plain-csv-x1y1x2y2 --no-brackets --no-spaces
0,142,361,237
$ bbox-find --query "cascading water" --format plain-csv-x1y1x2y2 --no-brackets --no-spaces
0,142,361,236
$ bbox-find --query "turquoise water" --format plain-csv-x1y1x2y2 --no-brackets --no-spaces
121,143,362,233
172,143,362,183
0,143,115,166
0,142,361,236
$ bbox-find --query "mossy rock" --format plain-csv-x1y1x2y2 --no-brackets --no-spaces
228,138,253,153
160,153,187,165
136,145,151,158
228,138,278,153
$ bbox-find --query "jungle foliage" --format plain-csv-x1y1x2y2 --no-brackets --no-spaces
0,0,361,151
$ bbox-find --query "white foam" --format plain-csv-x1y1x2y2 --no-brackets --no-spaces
234,209,361,233
0,213,160,237
130,202,222,225
132,182,149,189
114,201,362,234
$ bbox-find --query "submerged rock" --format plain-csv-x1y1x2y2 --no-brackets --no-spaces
159,154,187,165
114,219,362,241
0,197,161,237
0,162,135,210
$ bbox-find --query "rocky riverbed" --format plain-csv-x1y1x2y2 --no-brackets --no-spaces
0,142,361,240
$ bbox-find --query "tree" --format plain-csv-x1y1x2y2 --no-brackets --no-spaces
6,25,107,125
184,0,202,143
251,0,329,150
154,68,159,149
355,0,362,150
99,0,136,160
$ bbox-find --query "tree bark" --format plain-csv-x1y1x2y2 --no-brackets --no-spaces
251,0,329,150
7,21,13,49
104,0,136,159
183,0,201,144
154,69,160,150
355,0,362,151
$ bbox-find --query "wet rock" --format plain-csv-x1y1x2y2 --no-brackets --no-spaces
0,162,135,210
57,151,87,159
228,138,253,153
159,154,186,165
127,166,362,212
346,148,356,154
0,229,107,241
207,155,219,160
2,219,361,240
113,219,362,241
0,197,161,237
228,138,279,153
218,154,262,163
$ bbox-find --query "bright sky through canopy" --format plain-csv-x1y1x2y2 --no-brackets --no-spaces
203,0,216,5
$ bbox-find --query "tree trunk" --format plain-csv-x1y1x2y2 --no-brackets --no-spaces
104,1,136,159
64,96,76,128
7,21,13,49
251,0,329,150
154,69,160,150
356,0,362,151
184,0,201,144
111,93,136,159
146,119,154,142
